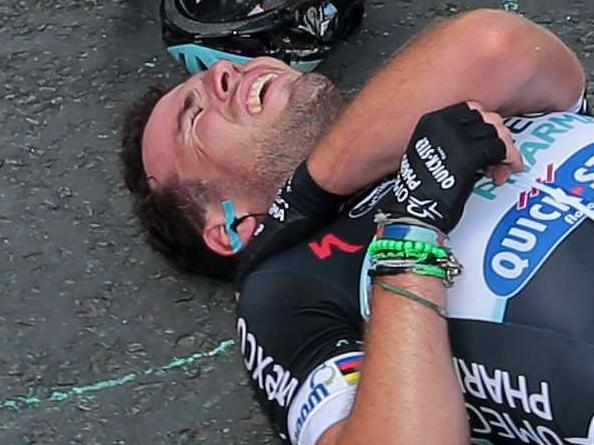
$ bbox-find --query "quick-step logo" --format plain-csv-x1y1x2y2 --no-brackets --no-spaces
484,143,594,298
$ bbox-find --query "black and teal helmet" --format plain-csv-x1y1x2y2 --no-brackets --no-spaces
160,0,365,73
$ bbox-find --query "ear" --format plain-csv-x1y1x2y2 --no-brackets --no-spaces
202,215,259,257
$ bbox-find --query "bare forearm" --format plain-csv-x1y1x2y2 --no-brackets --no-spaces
335,275,468,445
308,9,584,195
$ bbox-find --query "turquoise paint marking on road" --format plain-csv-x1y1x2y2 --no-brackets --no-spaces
501,0,521,12
0,339,235,412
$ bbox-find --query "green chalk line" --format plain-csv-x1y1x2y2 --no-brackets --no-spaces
0,339,235,412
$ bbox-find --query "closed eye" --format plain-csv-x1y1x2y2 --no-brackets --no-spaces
190,107,203,127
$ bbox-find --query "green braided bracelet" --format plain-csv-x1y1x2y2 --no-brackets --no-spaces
368,238,449,260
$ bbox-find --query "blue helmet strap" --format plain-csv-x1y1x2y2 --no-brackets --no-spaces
167,44,322,74
222,200,243,253
221,200,267,254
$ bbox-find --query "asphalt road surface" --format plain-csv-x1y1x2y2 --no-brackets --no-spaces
2,0,594,444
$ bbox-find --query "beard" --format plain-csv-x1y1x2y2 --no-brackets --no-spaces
245,73,345,205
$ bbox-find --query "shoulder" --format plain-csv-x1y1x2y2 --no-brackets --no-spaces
237,267,364,443
238,267,361,342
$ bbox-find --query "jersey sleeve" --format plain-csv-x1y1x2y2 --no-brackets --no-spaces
567,89,591,116
237,270,364,444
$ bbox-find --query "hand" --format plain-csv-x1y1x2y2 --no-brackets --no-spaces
386,102,512,234
235,161,348,284
467,101,523,185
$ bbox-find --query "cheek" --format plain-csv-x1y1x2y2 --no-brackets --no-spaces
199,113,235,152
263,91,292,121
198,113,258,165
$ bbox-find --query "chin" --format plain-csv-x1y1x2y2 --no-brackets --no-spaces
249,73,344,200
293,72,338,103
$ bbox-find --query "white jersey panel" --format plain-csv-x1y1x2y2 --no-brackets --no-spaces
448,112,594,321
286,352,362,445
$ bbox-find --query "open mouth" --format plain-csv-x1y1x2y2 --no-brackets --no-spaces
247,73,278,114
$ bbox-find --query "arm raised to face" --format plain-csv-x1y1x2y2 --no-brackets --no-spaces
307,8,585,196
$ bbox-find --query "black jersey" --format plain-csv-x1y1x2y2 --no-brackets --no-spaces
237,111,594,445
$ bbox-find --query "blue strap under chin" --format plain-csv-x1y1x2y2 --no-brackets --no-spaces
222,200,243,254
167,43,322,73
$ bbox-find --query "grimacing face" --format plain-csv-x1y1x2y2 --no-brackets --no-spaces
141,56,344,254
142,57,343,200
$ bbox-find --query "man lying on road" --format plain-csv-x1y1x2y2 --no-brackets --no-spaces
121,9,594,445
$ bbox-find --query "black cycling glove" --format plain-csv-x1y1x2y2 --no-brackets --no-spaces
236,161,348,285
386,103,506,234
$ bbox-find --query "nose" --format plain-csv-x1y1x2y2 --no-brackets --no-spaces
209,60,243,102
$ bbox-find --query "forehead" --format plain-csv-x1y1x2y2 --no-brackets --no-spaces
141,74,203,184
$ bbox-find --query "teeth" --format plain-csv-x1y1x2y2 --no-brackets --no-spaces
248,95,262,114
248,73,277,114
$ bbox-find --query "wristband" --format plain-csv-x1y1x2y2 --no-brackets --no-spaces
368,239,449,260
369,252,462,287
376,222,447,247
367,237,462,287
369,264,447,280
413,264,448,279
374,211,447,243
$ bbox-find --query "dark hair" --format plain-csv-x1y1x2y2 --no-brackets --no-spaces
120,85,238,279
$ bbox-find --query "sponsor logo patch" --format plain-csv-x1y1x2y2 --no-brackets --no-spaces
335,354,362,385
517,163,555,210
484,143,594,298
237,318,299,408
288,352,363,444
